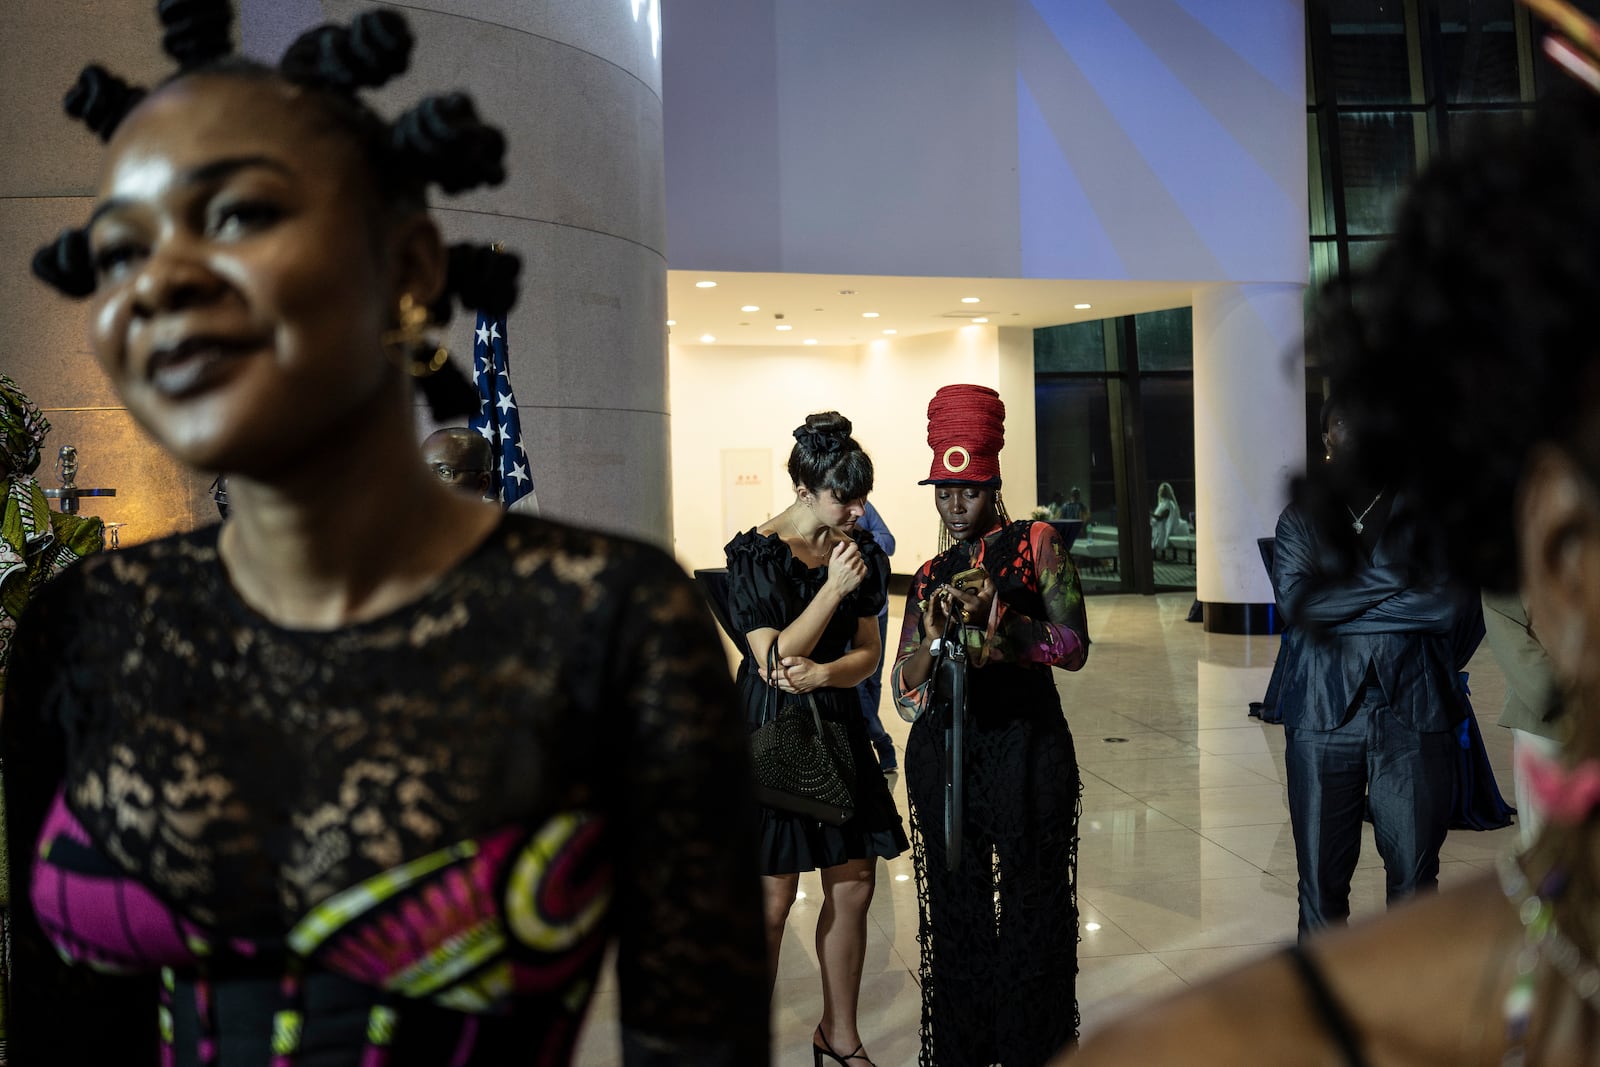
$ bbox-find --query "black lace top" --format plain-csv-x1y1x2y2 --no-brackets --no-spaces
2,516,768,1066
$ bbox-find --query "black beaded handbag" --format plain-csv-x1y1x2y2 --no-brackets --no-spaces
749,643,856,826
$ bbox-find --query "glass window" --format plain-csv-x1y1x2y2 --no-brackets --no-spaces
1034,378,1121,592
1338,111,1425,234
1309,114,1335,236
1435,0,1522,102
1034,321,1108,373
1448,106,1530,149
1310,240,1339,297
1134,308,1192,372
1347,237,1388,272
1140,378,1197,591
1326,0,1420,104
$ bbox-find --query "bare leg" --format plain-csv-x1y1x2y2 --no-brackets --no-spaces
763,872,800,994
814,857,877,1062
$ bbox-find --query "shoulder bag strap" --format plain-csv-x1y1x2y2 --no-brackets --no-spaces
768,639,832,751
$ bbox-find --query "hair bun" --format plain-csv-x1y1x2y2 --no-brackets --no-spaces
64,65,147,142
793,425,845,457
430,244,521,323
390,93,507,195
32,229,96,298
280,11,413,91
157,0,234,69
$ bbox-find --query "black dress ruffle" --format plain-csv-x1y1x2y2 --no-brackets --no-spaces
724,529,909,875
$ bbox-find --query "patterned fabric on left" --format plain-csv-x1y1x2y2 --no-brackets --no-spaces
3,516,768,1066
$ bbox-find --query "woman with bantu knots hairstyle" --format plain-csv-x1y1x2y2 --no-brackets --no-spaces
893,384,1090,1067
3,3,768,1064
725,412,908,1067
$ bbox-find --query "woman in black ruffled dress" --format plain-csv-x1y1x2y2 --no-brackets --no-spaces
725,412,909,1067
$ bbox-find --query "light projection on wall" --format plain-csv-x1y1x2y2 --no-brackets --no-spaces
630,0,661,58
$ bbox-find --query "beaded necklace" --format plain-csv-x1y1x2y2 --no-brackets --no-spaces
1496,850,1600,1065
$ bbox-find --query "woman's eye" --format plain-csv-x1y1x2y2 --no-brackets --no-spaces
93,243,142,278
212,200,282,239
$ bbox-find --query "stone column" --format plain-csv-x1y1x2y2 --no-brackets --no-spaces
1192,282,1306,633
0,0,670,545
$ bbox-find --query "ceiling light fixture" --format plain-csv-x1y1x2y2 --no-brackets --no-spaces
741,304,759,312
973,317,989,324
776,324,793,331
882,329,897,335
803,339,818,345
695,280,717,288
1074,303,1092,309
862,312,880,319
961,296,980,304
699,333,715,342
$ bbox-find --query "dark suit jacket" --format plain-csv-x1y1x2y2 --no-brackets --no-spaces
1270,498,1482,733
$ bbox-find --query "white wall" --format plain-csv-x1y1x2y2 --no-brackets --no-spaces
669,325,1039,576
665,0,1306,285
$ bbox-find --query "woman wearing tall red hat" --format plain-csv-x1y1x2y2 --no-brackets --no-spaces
892,384,1090,1066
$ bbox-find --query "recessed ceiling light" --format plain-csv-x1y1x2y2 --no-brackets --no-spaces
1074,303,1092,309
882,329,897,335
699,333,715,342
973,317,989,324
776,324,793,331
665,319,676,326
741,304,760,312
695,280,717,288
862,312,880,319
961,296,981,304
803,338,818,345
838,289,856,295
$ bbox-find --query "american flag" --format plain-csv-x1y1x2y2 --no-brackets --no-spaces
467,308,534,509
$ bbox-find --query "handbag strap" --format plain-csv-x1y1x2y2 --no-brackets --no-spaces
765,640,826,735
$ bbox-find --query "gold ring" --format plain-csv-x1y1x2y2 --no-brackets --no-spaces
943,446,971,473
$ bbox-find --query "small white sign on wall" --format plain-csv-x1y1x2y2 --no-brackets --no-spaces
722,448,772,542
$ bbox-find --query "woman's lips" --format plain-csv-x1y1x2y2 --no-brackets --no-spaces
146,336,256,398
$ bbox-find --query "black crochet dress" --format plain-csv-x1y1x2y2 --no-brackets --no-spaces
897,519,1090,1067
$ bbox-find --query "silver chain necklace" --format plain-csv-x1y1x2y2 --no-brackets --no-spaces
1348,490,1383,535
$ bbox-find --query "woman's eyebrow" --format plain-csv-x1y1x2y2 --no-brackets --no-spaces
87,155,294,229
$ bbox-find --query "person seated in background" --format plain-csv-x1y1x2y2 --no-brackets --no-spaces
1064,87,1600,1067
1060,487,1088,521
422,426,494,499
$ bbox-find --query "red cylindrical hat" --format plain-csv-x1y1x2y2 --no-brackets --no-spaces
919,384,1005,485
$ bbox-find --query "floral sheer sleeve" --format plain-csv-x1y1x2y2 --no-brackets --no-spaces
981,522,1089,670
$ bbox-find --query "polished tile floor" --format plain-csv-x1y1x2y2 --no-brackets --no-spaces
576,593,1520,1066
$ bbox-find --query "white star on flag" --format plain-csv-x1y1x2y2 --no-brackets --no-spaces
466,295,535,512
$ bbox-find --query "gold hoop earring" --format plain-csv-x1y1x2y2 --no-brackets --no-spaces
384,294,450,377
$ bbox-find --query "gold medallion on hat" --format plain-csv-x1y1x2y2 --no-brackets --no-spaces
943,445,971,473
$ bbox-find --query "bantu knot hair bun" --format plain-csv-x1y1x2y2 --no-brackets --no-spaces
158,0,234,70
439,244,522,320
280,10,413,91
391,93,507,195
64,65,148,143
31,229,97,298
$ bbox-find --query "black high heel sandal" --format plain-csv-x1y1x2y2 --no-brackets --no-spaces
813,1027,875,1067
